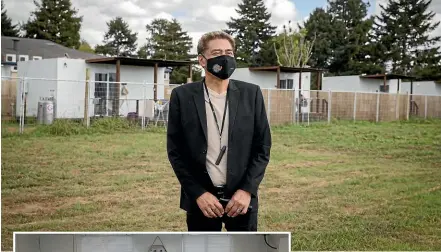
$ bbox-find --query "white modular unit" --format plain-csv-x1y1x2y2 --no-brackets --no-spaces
230,68,277,89
16,58,167,119
400,81,441,95
16,58,59,118
230,68,312,91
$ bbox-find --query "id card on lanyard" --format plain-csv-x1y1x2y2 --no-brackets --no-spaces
204,82,228,165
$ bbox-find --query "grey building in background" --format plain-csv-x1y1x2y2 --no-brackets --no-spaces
1,36,104,77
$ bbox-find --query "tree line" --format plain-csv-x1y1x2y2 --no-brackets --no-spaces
2,0,440,84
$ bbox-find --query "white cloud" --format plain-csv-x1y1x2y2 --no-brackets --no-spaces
118,1,148,16
154,12,174,21
189,31,205,54
266,0,296,21
82,29,105,46
432,0,441,13
5,0,440,54
374,0,388,14
0,0,291,54
208,5,239,22
152,2,169,9
264,0,297,32
432,13,441,40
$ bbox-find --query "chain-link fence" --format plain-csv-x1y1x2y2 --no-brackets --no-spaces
85,80,180,129
261,88,441,126
1,77,19,125
1,76,183,134
2,76,441,134
1,76,26,134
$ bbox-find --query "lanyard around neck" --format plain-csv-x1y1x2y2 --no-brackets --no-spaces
203,82,229,141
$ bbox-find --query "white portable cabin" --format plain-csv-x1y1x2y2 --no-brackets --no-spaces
231,66,312,90
322,74,401,93
15,57,194,119
400,80,441,96
230,66,325,114
322,74,441,96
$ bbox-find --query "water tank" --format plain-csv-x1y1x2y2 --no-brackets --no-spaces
42,100,55,125
37,101,45,124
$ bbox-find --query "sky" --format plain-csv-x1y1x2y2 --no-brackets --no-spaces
2,0,440,54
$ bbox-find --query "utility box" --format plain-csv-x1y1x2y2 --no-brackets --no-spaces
37,96,56,125
42,100,55,125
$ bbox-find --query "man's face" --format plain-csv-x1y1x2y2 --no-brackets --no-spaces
199,39,234,69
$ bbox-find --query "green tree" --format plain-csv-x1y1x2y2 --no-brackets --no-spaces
1,0,19,37
141,18,192,60
137,43,150,59
326,0,373,75
413,48,441,80
362,28,389,75
273,23,315,68
140,18,193,83
138,18,169,59
192,67,203,81
23,0,82,49
301,8,333,69
95,17,138,57
226,0,277,67
372,0,441,77
78,39,94,53
300,7,335,90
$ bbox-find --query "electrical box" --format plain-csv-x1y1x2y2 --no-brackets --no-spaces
379,85,389,93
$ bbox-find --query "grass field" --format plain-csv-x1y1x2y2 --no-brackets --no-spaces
2,119,441,251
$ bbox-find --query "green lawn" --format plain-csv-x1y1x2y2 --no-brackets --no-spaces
2,120,441,250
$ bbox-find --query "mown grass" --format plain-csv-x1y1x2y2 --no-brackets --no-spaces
2,119,441,250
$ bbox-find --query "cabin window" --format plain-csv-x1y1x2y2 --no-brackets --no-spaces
279,80,287,89
287,79,294,89
279,79,294,89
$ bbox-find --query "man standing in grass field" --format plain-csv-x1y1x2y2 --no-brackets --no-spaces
167,31,271,231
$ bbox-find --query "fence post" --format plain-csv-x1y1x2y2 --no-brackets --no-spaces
300,90,303,124
87,81,91,128
295,89,299,124
307,97,310,126
19,77,25,134
267,89,271,126
20,77,27,134
353,92,357,122
395,93,400,120
84,68,90,127
327,90,332,124
406,92,410,121
376,92,380,123
292,88,296,124
424,95,428,119
142,81,147,130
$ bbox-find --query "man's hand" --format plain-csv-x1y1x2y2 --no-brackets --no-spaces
225,189,251,218
196,192,224,218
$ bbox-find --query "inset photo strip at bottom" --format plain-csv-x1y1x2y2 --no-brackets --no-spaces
13,232,291,252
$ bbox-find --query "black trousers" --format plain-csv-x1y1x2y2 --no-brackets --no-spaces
186,209,258,231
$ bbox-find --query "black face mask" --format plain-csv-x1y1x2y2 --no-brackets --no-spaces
203,55,237,80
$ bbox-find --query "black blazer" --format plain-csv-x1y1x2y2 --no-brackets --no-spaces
166,79,272,213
